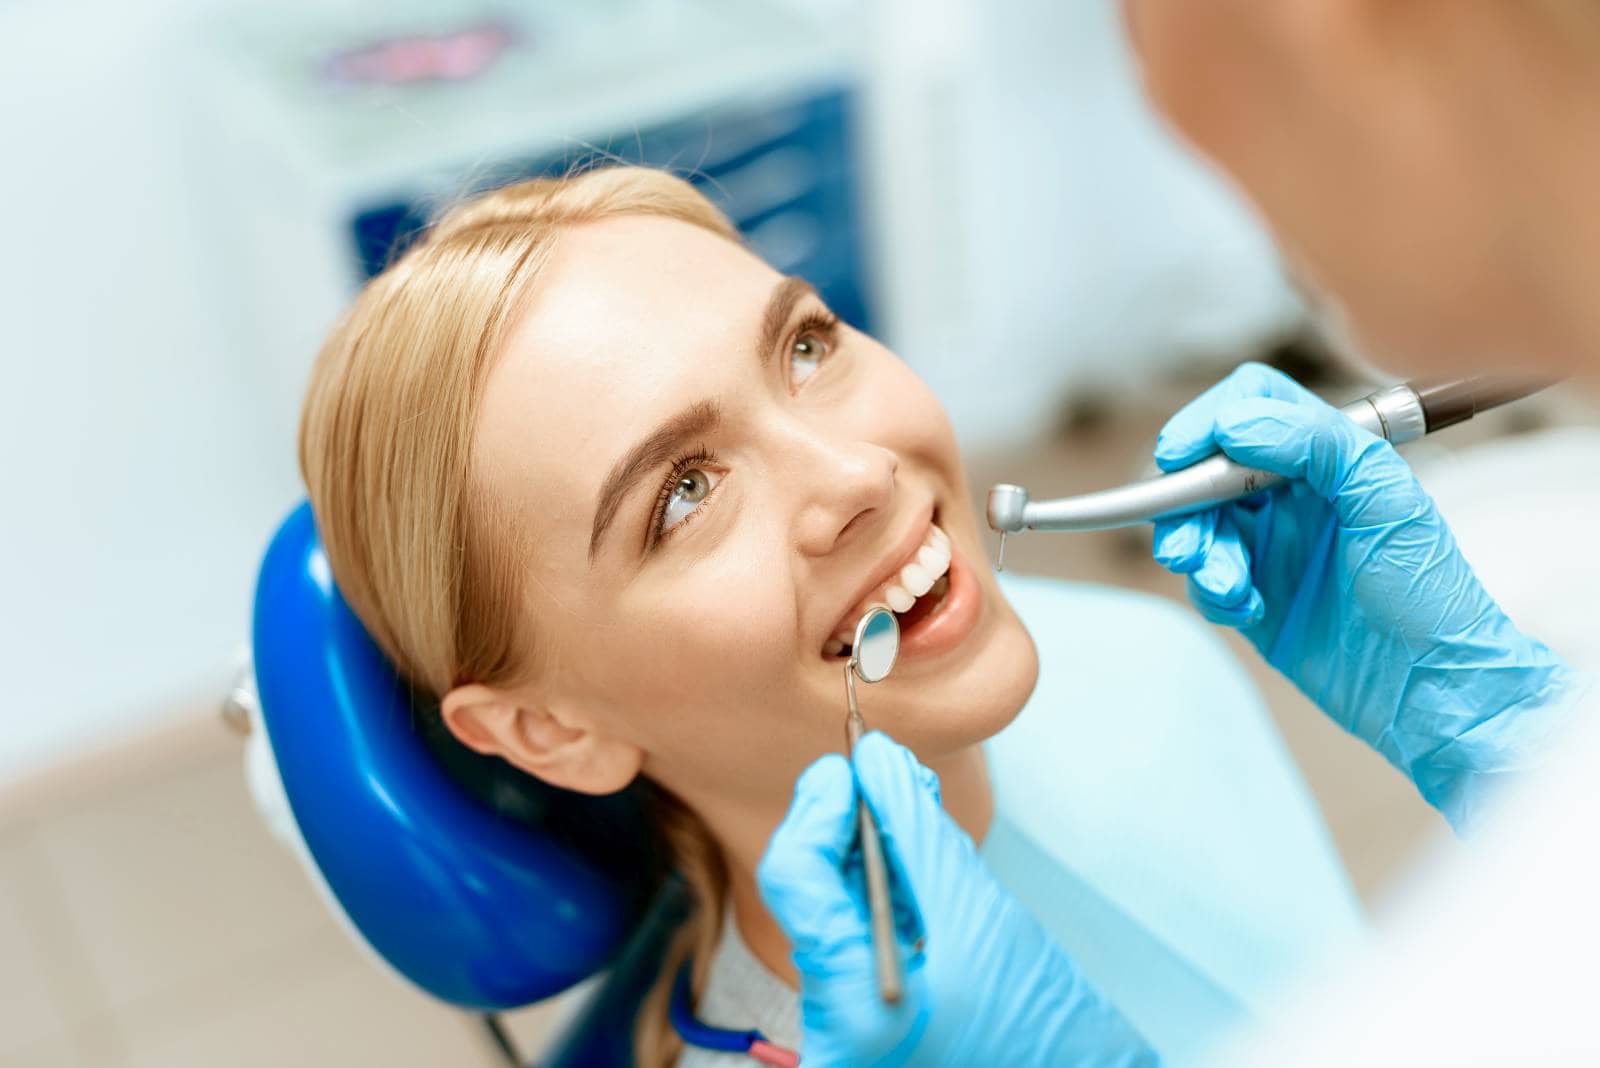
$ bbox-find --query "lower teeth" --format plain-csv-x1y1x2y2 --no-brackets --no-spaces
828,571,951,657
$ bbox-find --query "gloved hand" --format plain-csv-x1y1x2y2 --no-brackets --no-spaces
1150,362,1589,829
757,731,1159,1068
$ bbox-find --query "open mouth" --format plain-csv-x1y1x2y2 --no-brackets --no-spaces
824,519,954,659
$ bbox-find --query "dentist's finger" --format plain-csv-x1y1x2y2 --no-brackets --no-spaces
1185,516,1265,628
852,732,980,901
1152,511,1216,574
1210,395,1426,529
1154,362,1315,472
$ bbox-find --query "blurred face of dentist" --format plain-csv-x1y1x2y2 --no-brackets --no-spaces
1124,0,1600,379
443,215,1037,821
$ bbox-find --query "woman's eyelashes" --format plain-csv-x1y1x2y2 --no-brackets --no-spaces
646,308,839,550
652,448,724,545
787,309,840,390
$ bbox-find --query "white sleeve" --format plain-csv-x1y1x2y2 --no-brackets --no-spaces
1211,707,1600,1066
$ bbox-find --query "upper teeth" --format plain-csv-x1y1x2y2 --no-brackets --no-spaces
833,523,952,646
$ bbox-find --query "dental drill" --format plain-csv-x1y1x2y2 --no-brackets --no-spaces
988,375,1553,567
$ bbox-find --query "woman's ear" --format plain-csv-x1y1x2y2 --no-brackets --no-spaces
441,683,643,795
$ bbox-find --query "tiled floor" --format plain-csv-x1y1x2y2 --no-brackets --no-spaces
0,724,576,1068
8,373,1588,1066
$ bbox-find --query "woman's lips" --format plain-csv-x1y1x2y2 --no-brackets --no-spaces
824,518,949,654
818,511,983,664
894,536,982,660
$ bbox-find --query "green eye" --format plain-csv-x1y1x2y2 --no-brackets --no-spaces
662,467,717,530
791,331,828,385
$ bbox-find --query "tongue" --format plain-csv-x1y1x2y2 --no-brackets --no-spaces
895,573,950,631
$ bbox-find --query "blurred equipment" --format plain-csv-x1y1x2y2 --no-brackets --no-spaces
987,376,1552,557
185,0,1310,461
190,0,875,459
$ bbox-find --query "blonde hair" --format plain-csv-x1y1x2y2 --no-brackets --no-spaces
299,166,737,1067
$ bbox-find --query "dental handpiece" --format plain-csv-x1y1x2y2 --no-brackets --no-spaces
987,375,1552,563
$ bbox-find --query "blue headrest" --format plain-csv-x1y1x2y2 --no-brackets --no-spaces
251,502,653,1010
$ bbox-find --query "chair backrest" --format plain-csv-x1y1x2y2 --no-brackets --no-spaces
250,501,657,1012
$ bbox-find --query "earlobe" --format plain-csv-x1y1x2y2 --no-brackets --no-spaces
440,683,643,796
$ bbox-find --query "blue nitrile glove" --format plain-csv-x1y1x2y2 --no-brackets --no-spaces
757,731,1159,1068
1150,362,1591,830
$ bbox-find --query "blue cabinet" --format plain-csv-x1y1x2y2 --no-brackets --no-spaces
350,87,873,332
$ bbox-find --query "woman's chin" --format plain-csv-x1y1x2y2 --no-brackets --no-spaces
889,595,1039,759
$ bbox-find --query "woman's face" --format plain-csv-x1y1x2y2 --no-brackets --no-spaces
468,215,1038,810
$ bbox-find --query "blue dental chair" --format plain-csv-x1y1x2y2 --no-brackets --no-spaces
244,502,681,1067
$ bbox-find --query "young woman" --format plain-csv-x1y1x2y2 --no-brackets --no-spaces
299,166,1359,1066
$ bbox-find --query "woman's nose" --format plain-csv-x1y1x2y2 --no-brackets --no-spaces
790,438,898,558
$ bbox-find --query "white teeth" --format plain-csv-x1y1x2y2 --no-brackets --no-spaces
897,535,951,600
900,560,935,597
827,520,957,655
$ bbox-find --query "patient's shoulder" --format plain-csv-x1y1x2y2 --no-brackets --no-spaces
997,571,1256,736
1000,570,1228,661
992,571,1270,802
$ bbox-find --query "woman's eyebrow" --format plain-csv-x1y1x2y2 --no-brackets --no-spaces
586,276,816,563
759,275,816,361
589,399,722,561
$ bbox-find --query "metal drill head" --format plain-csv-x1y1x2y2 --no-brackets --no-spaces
986,483,1030,534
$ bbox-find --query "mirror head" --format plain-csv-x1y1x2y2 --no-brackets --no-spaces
851,606,900,684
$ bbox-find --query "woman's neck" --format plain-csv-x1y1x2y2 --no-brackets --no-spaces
713,743,994,988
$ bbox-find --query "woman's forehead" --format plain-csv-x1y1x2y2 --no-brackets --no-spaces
521,215,775,348
472,216,779,562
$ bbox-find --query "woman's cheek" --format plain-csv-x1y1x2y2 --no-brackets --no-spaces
630,551,798,688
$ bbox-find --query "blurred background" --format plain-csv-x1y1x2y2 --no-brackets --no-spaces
2,0,1596,1065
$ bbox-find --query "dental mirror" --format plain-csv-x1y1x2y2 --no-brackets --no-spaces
842,604,903,1005
851,605,900,684
845,606,900,745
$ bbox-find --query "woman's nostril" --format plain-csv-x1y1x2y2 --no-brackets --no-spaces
835,509,874,546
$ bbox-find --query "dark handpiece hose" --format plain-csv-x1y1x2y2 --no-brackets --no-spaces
1412,376,1553,433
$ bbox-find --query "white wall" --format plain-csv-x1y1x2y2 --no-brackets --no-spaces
0,0,305,780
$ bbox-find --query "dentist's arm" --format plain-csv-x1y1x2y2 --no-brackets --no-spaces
1150,363,1594,832
758,731,1159,1068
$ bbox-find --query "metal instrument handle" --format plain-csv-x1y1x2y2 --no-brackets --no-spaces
1019,385,1418,532
844,670,903,1004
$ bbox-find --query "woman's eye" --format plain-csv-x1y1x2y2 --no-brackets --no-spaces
662,467,720,531
790,331,830,386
